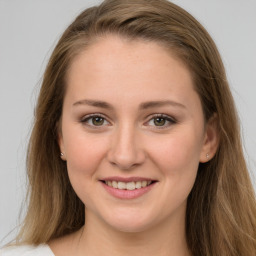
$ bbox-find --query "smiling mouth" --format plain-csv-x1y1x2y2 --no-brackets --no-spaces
101,180,156,191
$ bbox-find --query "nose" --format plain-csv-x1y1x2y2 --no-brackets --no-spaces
107,124,146,170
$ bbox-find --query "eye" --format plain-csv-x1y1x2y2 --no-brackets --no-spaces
146,114,176,128
81,114,110,127
152,117,167,126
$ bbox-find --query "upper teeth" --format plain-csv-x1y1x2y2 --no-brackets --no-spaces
105,181,152,190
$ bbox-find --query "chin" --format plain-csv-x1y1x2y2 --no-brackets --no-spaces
109,220,153,233
103,209,158,233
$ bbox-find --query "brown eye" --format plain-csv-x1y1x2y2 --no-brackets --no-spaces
146,114,176,129
153,117,166,126
81,114,109,127
92,116,104,126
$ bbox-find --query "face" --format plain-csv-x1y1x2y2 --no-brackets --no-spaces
59,35,214,233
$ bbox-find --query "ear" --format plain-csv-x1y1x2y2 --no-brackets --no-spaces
57,121,66,161
200,114,219,163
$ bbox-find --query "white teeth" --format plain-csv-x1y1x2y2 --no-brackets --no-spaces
117,181,126,190
104,180,153,190
112,180,118,188
135,181,142,189
126,182,136,190
141,181,147,187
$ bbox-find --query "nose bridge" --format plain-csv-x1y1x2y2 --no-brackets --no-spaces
107,121,145,169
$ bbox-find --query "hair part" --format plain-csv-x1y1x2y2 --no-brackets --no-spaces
15,0,256,255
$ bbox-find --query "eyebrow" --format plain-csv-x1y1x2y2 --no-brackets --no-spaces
73,99,186,110
139,100,186,110
73,99,113,109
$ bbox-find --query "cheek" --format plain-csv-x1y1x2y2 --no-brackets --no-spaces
152,133,201,166
147,128,203,187
138,130,202,220
63,128,109,184
64,133,110,206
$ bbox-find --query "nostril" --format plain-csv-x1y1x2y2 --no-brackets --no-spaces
107,135,146,170
108,159,140,170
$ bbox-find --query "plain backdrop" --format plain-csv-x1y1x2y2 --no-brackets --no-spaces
0,0,255,246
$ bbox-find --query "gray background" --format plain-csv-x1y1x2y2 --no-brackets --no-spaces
0,0,255,245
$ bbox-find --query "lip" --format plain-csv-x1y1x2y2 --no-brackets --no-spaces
100,177,157,199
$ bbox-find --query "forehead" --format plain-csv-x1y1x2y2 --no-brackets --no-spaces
64,35,200,111
67,35,188,76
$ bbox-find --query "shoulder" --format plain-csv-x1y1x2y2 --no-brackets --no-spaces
0,244,54,256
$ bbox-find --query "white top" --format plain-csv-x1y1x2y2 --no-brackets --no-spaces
0,244,54,256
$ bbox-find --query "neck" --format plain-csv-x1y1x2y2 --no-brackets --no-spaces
76,209,190,256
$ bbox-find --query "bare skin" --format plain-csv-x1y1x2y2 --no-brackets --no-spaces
49,35,218,256
49,211,190,256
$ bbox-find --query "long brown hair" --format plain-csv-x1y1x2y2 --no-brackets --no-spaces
16,0,256,255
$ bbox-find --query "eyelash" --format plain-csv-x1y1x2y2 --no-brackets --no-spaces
145,114,176,129
80,113,111,128
80,113,176,129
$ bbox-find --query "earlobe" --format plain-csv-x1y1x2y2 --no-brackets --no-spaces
57,127,66,161
200,114,219,163
59,138,66,161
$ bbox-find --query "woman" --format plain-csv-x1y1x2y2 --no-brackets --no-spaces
1,0,256,255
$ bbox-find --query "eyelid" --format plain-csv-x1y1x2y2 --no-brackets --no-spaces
79,113,176,129
144,113,177,128
80,113,111,127
81,113,106,121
